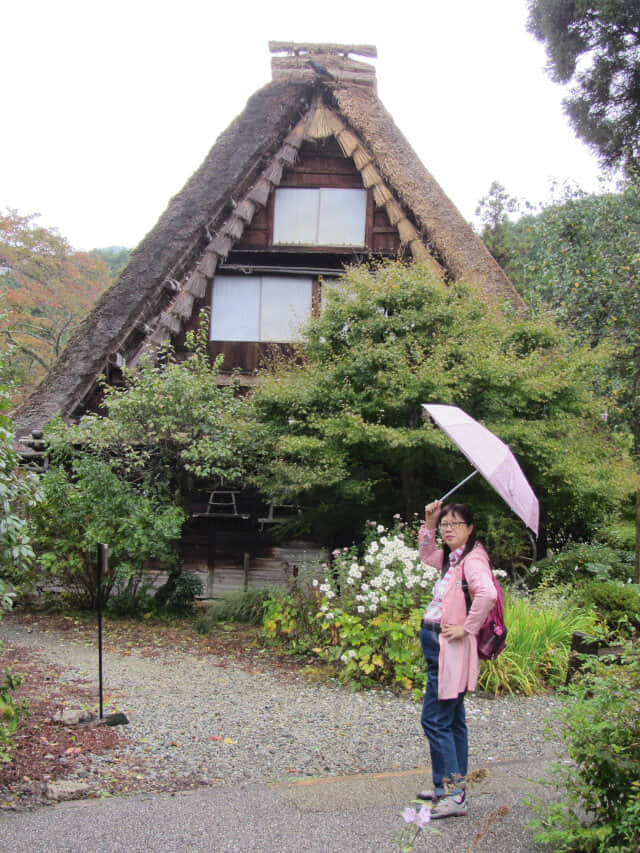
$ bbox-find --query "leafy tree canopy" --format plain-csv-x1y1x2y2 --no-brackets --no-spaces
527,0,640,172
42,326,257,601
47,325,255,508
249,262,637,551
0,210,111,400
477,179,640,453
89,246,131,281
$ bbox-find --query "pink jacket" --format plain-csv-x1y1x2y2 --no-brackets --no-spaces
419,527,497,700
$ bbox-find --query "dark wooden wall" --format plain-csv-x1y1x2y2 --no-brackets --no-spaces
202,138,400,374
237,140,400,253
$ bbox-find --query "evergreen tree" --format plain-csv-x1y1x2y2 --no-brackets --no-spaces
527,0,640,172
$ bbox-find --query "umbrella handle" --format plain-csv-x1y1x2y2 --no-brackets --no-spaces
439,470,478,503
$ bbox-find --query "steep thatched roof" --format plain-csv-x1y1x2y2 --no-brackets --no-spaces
14,43,523,436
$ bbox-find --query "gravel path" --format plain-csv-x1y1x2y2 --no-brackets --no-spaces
0,617,562,797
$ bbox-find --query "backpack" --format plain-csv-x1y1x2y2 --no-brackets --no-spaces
461,567,507,660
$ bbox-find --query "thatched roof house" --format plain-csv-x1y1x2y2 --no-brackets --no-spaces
14,42,522,437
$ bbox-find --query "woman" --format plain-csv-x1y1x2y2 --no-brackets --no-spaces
416,499,496,819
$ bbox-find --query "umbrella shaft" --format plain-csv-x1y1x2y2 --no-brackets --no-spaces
439,470,478,503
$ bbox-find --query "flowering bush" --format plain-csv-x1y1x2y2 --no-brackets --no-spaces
311,521,439,691
263,519,592,696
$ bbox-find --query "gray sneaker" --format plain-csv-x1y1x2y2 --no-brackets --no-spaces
416,789,438,801
429,791,467,819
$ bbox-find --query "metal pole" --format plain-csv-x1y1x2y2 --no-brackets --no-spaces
439,469,479,503
96,543,107,720
243,552,250,592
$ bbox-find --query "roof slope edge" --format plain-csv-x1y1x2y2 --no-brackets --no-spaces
13,81,313,435
333,87,524,307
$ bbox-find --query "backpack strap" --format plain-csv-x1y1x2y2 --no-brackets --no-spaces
461,565,472,613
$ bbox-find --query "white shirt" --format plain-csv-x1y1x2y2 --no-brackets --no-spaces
423,543,465,623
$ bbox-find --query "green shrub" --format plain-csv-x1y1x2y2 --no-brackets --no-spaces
477,588,597,695
106,583,155,617
196,588,271,633
31,455,186,608
574,581,640,641
599,521,637,551
292,522,440,692
0,669,29,762
530,648,640,852
262,588,326,654
156,572,203,614
533,541,635,585
0,385,41,585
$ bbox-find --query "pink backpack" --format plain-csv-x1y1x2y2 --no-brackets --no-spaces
462,568,507,660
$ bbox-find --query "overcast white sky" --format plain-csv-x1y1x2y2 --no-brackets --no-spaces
3,0,608,251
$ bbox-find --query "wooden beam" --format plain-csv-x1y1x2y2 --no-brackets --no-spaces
271,55,376,75
269,41,377,58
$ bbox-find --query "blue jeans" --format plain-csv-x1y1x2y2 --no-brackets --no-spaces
419,627,468,796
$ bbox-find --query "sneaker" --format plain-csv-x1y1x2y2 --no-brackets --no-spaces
416,789,439,801
429,791,468,819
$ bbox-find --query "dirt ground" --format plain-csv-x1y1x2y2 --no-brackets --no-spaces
0,609,309,811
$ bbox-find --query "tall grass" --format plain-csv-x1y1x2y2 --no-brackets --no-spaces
478,589,597,695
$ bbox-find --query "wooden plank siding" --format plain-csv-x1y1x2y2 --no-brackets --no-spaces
181,512,328,598
207,340,297,372
236,139,400,254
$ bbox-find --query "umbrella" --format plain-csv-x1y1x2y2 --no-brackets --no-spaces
422,403,540,536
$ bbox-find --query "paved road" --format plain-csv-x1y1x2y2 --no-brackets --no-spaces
1,758,553,852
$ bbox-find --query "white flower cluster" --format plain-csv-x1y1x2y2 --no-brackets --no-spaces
318,528,439,621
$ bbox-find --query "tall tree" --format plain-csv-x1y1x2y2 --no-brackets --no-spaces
477,180,640,456
0,210,111,397
249,261,637,553
478,179,640,578
527,0,640,172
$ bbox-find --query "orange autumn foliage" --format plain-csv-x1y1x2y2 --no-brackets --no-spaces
0,210,111,400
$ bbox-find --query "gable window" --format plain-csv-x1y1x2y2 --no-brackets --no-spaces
210,274,312,342
273,188,367,246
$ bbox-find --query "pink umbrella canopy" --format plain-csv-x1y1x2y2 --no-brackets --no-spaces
422,404,540,536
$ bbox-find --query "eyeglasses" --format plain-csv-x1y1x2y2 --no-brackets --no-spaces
439,521,467,530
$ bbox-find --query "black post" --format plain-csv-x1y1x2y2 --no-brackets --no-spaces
97,543,108,720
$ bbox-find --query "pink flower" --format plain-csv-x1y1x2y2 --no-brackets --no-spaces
402,807,417,824
416,805,431,827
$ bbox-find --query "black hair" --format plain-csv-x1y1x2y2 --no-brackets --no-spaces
437,503,477,576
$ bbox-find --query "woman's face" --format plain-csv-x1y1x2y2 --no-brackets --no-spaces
439,511,473,551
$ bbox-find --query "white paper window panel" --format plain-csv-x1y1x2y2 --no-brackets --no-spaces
273,188,367,246
260,277,312,341
210,275,312,342
210,276,260,340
